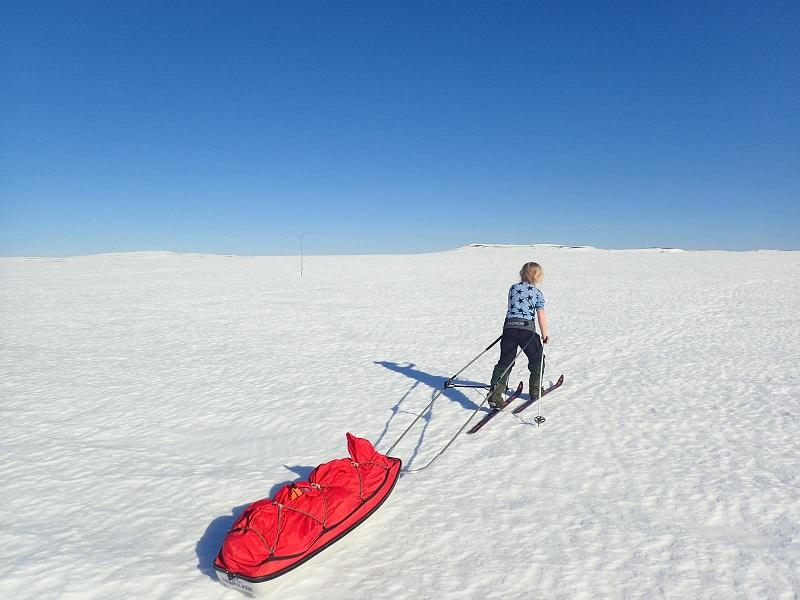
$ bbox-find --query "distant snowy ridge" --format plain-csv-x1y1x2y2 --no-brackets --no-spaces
75,250,239,259
465,243,687,253
467,243,595,250
0,250,239,262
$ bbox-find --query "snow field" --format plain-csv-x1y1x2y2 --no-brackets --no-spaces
1,246,798,599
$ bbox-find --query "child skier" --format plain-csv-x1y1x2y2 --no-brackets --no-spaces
487,262,549,409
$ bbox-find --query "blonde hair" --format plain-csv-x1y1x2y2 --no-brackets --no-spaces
519,262,543,285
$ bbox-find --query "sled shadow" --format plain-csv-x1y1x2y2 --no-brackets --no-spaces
196,503,250,581
373,361,486,468
196,465,315,581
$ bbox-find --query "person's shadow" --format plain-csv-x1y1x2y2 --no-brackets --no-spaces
196,464,315,581
373,361,488,468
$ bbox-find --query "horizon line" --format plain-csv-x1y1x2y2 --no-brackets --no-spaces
1,243,797,260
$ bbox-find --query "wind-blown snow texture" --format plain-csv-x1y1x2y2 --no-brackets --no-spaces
1,246,798,599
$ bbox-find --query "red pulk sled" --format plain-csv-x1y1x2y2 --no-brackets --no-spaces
214,433,401,595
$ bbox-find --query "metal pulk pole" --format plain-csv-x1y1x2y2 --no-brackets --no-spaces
443,335,502,388
400,333,536,474
385,335,502,456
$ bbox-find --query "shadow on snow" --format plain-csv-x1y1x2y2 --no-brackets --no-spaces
373,360,487,468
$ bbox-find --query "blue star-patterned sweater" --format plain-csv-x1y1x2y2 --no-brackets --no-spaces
505,282,545,322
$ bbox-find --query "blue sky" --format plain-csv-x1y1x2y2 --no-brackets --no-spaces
2,1,798,255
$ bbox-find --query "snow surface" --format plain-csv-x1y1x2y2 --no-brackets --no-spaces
1,246,798,599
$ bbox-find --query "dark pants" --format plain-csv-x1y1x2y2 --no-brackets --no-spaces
496,327,544,375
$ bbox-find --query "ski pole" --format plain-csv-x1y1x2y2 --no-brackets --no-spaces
534,338,546,425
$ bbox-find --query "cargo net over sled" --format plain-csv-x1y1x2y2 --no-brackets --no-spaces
214,433,402,594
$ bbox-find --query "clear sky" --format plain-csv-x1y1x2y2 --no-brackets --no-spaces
2,1,798,255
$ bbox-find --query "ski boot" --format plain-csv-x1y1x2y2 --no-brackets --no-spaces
529,372,542,401
487,365,510,409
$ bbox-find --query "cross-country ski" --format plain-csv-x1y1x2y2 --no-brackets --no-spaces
512,374,565,415
466,381,525,434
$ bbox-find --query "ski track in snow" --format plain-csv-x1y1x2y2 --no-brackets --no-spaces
1,247,798,599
